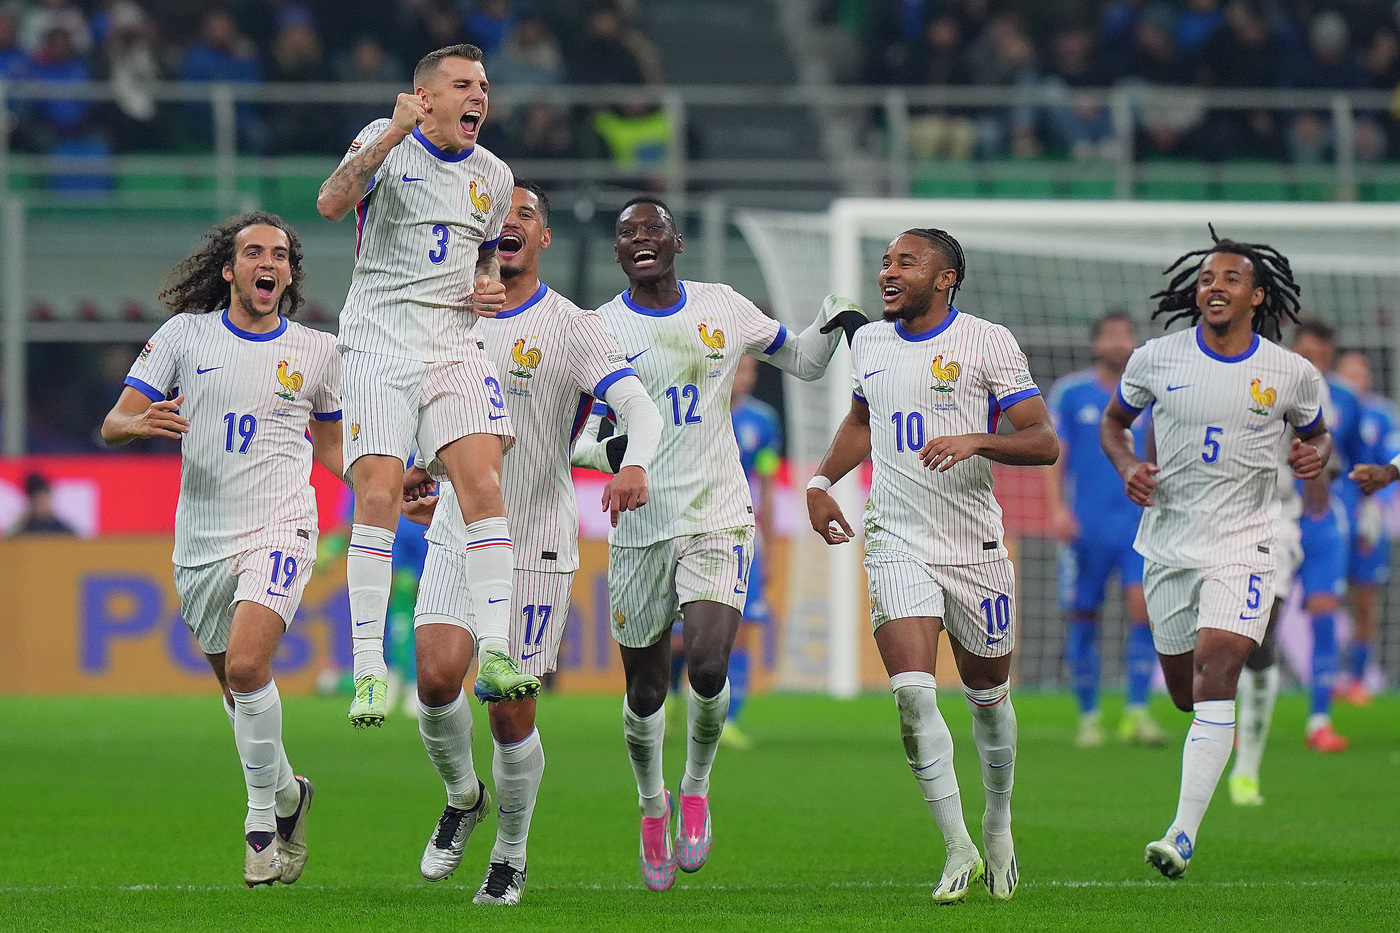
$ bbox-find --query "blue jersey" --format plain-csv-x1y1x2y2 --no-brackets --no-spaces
1358,392,1400,504
1328,377,1367,513
1048,370,1145,543
732,396,782,480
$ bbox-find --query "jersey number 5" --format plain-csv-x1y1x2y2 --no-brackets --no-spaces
1202,425,1223,463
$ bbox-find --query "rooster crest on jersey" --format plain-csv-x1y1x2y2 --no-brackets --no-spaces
510,338,542,379
698,322,726,360
1248,378,1277,416
930,354,962,392
275,360,304,401
469,179,491,225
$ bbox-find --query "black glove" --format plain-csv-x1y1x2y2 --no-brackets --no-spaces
605,435,629,473
817,294,870,347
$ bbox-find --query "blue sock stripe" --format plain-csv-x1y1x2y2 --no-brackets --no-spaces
1191,718,1235,727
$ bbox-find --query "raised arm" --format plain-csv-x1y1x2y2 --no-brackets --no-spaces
317,96,423,222
806,395,872,544
761,295,862,382
101,386,188,446
1100,396,1158,506
918,394,1060,472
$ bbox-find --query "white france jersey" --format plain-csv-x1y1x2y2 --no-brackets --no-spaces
596,281,788,548
426,283,636,571
337,119,514,362
1118,326,1324,571
125,311,341,567
852,308,1040,566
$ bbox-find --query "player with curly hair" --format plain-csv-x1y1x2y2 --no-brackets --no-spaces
101,212,343,887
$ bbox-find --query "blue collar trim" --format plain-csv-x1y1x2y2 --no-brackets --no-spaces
895,306,958,342
412,126,473,162
222,309,286,342
496,282,548,319
1195,325,1258,363
622,282,687,317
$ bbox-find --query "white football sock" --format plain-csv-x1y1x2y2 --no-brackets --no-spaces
1169,699,1235,847
966,682,1017,838
891,671,974,851
679,680,729,798
348,523,394,680
231,681,286,834
418,692,480,810
223,696,299,817
622,697,667,818
1232,665,1278,783
491,729,545,869
462,517,513,657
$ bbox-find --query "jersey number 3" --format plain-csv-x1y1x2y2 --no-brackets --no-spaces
428,224,450,264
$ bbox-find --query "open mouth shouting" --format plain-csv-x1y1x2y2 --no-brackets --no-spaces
498,230,525,260
254,273,279,302
631,247,659,268
882,283,902,305
460,109,483,138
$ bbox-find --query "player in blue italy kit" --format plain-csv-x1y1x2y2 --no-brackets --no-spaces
1045,312,1164,748
1333,349,1398,706
1291,322,1362,752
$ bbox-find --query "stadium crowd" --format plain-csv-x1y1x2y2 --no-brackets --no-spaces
0,0,662,158
845,0,1400,161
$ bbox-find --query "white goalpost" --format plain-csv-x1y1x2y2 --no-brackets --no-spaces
740,198,1400,698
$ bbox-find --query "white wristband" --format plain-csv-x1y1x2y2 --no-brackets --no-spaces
806,474,832,492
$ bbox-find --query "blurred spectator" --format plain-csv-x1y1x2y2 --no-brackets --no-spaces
1041,25,1117,160
336,36,405,141
0,8,24,76
21,28,94,146
1119,3,1206,158
95,0,167,153
489,14,564,88
1099,0,1145,76
964,13,1041,157
567,6,662,86
1174,0,1224,53
19,0,91,56
464,0,518,56
270,16,340,154
10,474,77,536
1193,0,1285,159
1282,11,1383,162
1363,27,1400,159
395,0,467,69
896,14,977,159
178,9,268,153
592,94,675,189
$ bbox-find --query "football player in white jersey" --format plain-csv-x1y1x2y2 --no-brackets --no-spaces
399,182,662,905
575,196,863,892
806,229,1059,905
317,43,535,727
101,213,342,887
1100,231,1331,879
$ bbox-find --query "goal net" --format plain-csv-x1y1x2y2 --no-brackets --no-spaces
738,199,1400,697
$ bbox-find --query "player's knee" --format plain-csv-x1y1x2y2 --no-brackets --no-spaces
625,676,668,717
416,658,465,709
353,485,400,526
488,698,536,744
224,652,270,695
686,655,728,699
1244,642,1275,671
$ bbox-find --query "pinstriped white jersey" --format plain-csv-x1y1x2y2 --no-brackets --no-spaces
596,281,787,548
426,284,635,571
1118,326,1324,571
336,119,514,362
852,308,1041,566
125,311,341,566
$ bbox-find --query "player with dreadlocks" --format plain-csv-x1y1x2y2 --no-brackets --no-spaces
102,212,343,886
1100,228,1331,879
808,228,1059,903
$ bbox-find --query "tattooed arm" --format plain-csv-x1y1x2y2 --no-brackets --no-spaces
317,93,425,222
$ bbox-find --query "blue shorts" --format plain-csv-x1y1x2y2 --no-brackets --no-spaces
1349,533,1391,587
1059,535,1145,614
742,550,771,624
1299,508,1348,600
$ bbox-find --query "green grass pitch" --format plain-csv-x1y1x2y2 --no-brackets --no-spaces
1,691,1395,932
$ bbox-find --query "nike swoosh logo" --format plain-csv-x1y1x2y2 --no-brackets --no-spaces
863,369,886,379
625,349,649,363
246,763,268,770
265,589,289,598
196,366,223,375
489,412,507,420
487,597,507,604
354,619,377,627
913,758,941,773
500,805,527,814
990,760,1013,769
522,650,542,660
402,174,425,183
1166,384,1191,392
1239,614,1260,622
1190,736,1209,742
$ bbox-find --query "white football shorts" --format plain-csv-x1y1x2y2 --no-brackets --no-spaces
1272,518,1303,601
174,538,315,655
340,346,514,478
864,548,1018,659
608,526,756,649
1142,560,1275,656
414,546,574,677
